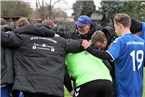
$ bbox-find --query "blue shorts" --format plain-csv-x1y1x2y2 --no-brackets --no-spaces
1,86,12,97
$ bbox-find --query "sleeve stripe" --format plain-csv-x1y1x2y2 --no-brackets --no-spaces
106,50,114,61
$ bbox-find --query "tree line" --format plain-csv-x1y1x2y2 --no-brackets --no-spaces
1,0,145,26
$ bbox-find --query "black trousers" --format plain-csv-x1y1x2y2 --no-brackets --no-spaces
74,79,112,97
11,90,20,97
23,92,61,97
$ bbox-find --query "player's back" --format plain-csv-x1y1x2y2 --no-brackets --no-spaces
107,34,145,97
116,34,144,97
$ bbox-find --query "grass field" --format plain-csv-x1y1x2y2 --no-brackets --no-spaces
64,87,71,97
64,68,145,97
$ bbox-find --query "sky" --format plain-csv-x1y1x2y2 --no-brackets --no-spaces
22,0,101,17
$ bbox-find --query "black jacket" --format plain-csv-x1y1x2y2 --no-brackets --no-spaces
1,25,83,97
101,26,118,47
1,24,55,87
1,26,16,86
1,45,14,86
13,24,55,37
56,22,103,40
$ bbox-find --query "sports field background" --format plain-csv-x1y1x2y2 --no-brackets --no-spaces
64,68,145,97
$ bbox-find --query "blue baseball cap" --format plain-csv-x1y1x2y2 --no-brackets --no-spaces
75,15,92,27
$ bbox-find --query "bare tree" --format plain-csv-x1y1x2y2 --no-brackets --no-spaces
36,0,63,20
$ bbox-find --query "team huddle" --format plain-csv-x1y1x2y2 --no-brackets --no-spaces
1,13,145,97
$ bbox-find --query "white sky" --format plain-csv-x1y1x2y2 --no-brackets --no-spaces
22,0,101,17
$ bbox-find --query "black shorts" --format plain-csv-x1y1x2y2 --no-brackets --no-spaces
74,79,112,97
23,92,61,97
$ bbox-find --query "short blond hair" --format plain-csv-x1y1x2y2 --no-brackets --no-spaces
114,13,131,27
16,17,30,27
0,18,7,25
42,19,54,28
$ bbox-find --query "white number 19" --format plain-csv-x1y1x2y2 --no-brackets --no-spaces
130,50,144,71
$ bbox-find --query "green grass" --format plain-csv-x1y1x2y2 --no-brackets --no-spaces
64,87,71,97
64,68,145,97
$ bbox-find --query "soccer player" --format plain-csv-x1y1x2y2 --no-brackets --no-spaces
81,13,145,97
66,51,112,97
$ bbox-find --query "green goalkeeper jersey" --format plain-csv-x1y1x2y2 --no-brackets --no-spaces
66,51,112,86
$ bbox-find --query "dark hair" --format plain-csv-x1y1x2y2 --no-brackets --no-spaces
91,31,106,45
130,18,142,34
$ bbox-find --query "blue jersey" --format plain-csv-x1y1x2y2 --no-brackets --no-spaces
106,34,145,97
141,22,145,40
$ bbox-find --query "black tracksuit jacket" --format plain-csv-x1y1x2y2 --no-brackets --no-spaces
1,25,83,97
1,25,15,87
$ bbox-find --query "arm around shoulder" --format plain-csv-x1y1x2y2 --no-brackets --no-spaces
1,31,22,47
86,46,113,60
65,39,84,53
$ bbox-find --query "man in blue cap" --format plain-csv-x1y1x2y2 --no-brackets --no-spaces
75,15,94,35
56,15,103,40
